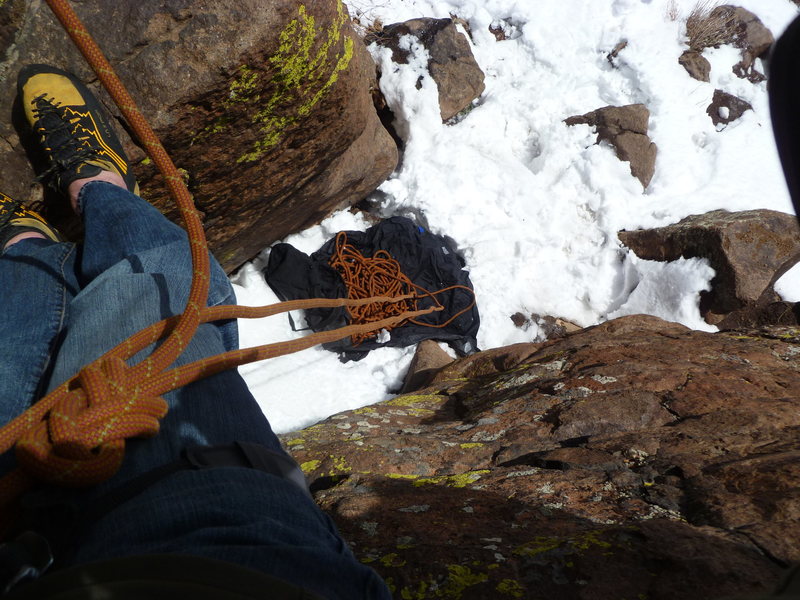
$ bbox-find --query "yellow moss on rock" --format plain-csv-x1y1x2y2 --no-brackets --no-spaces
238,0,354,162
331,455,349,473
401,581,429,599
513,536,562,558
513,530,614,560
413,470,490,488
386,394,446,408
228,65,260,103
440,565,489,598
300,459,321,473
379,552,407,567
497,579,526,598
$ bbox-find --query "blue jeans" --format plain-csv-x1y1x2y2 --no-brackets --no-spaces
0,182,389,599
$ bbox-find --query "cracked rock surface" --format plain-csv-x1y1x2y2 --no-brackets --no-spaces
281,314,800,599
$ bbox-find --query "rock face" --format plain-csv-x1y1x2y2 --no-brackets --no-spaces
618,209,800,326
0,0,397,272
565,104,658,188
281,315,800,599
707,89,753,126
372,18,486,121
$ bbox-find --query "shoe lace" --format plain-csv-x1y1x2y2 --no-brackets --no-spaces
31,94,100,187
0,198,24,229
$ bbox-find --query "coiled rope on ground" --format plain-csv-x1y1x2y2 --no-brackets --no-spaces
329,231,476,345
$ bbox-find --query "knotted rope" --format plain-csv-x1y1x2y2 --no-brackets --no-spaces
329,231,476,345
0,0,468,533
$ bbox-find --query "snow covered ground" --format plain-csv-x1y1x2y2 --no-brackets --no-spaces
231,0,800,434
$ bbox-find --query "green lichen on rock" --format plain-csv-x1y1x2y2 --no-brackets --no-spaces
228,65,260,104
386,394,446,408
513,536,562,558
330,455,349,474
300,459,321,473
380,552,407,568
238,0,354,162
571,529,613,551
439,565,489,598
400,581,429,599
513,530,615,560
413,470,490,488
496,579,526,598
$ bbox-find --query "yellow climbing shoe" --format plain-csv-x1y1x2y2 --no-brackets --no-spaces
18,64,139,195
0,191,61,250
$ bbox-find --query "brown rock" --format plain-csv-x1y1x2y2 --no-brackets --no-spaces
710,5,774,59
282,314,799,598
565,104,657,188
400,340,454,393
488,23,507,41
706,89,753,126
510,313,580,340
606,40,628,66
0,0,397,272
678,49,711,82
375,18,486,121
709,5,774,82
618,209,800,324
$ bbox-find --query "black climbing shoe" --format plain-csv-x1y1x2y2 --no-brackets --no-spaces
18,64,138,196
0,191,61,250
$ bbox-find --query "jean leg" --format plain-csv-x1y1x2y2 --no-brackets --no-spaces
28,189,390,598
77,180,238,349
77,181,186,279
0,239,78,425
46,193,279,467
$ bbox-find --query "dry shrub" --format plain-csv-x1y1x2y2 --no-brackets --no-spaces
665,0,679,22
685,1,740,51
362,19,386,45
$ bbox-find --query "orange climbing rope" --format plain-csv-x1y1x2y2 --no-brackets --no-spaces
329,232,477,345
0,0,470,534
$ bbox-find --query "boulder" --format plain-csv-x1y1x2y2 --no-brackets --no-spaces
565,104,658,188
706,89,753,126
678,49,711,82
709,5,774,82
618,209,800,324
371,18,486,121
280,314,800,599
710,5,774,59
400,340,454,393
0,0,398,272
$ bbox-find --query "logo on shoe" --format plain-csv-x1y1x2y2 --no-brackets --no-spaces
61,106,129,177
